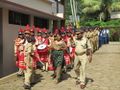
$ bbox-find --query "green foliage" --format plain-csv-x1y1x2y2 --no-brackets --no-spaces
65,0,120,26
111,2,120,11
109,28,120,41
80,19,120,27
81,0,101,14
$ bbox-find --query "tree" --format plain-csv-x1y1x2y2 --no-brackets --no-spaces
111,0,120,11
99,0,112,21
65,0,120,25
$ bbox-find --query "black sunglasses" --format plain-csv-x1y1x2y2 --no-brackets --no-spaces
25,33,30,35
76,33,80,35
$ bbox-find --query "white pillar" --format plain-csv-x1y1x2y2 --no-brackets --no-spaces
49,19,53,32
30,15,34,26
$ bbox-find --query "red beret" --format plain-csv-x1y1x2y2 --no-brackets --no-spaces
25,24,30,30
36,28,41,33
24,24,31,33
19,28,24,32
54,28,59,34
61,27,65,33
18,28,24,34
42,28,48,33
30,26,35,32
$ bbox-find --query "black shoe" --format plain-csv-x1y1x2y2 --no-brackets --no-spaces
17,73,24,77
76,80,80,85
54,79,61,84
42,70,45,72
23,84,31,89
52,75,56,79
51,74,55,77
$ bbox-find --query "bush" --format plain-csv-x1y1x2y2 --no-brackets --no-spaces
80,19,120,27
80,20,120,41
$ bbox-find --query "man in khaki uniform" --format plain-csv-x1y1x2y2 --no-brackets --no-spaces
73,30,92,89
92,28,98,52
94,28,99,51
23,29,36,89
86,29,93,51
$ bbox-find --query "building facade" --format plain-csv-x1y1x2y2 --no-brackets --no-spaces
0,0,65,77
111,11,120,19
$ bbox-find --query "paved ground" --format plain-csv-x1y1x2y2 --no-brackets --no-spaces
0,42,120,90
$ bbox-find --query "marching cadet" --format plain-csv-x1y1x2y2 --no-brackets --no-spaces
48,32,54,43
37,28,50,72
60,27,71,68
73,30,92,89
23,25,37,89
60,27,67,43
14,28,25,76
83,27,88,38
51,34,67,84
66,29,75,68
99,28,103,48
35,28,42,46
87,28,94,52
95,27,100,50
48,31,55,71
30,26,36,43
92,28,98,52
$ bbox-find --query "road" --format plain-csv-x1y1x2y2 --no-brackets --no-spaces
0,42,120,90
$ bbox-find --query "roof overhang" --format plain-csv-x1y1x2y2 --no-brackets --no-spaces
0,0,64,20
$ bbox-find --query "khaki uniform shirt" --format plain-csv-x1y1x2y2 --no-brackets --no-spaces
86,31,91,39
74,37,92,55
24,42,35,68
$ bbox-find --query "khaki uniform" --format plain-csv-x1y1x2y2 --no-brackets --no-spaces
92,30,97,51
24,42,36,86
95,30,99,50
87,31,93,51
74,37,92,84
83,32,87,38
92,29,99,51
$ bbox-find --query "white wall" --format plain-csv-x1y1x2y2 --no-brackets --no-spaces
0,8,3,77
7,0,53,14
1,8,53,76
111,12,120,19
52,2,64,18
2,8,25,76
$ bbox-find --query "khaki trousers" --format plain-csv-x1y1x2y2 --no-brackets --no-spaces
89,39,93,52
24,67,35,86
96,36,99,49
74,54,88,84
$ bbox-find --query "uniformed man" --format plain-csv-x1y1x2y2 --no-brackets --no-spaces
30,26,36,43
98,28,103,48
73,30,92,89
92,27,99,52
23,25,36,89
95,27,100,50
66,29,75,68
14,28,25,76
51,34,67,84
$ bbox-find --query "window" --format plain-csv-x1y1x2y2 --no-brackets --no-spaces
9,10,30,26
54,0,64,5
34,16,49,29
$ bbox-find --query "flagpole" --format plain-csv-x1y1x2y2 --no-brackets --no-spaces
70,0,75,26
